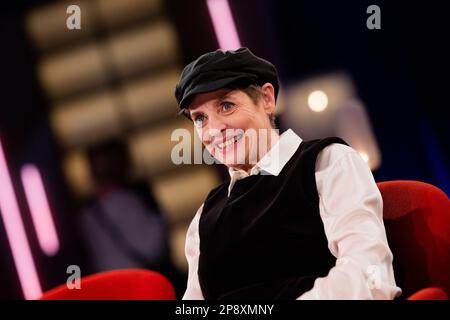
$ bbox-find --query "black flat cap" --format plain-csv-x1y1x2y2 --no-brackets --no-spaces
175,47,279,110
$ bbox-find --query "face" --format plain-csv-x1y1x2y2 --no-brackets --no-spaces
187,83,277,171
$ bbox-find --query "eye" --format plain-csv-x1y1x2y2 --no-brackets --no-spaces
193,114,206,127
221,101,235,113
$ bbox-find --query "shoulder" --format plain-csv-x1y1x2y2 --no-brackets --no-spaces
301,137,348,151
315,140,361,173
296,136,351,166
204,179,229,202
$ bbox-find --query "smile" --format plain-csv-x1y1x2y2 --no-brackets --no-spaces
215,133,244,150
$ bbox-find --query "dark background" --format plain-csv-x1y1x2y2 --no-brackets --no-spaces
0,0,448,299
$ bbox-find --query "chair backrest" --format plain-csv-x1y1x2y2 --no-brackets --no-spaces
40,269,176,300
378,180,450,298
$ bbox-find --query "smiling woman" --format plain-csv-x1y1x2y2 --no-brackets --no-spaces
174,47,401,300
186,86,277,171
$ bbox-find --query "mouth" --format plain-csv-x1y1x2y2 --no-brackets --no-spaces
214,133,244,151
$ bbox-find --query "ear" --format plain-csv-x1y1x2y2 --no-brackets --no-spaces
261,83,276,116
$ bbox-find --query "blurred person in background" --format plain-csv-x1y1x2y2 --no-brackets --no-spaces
79,138,185,297
176,48,402,300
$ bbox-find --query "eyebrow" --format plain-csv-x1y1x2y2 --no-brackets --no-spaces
217,90,237,104
190,110,203,119
188,90,237,118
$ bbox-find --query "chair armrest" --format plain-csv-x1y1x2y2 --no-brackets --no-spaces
407,287,448,300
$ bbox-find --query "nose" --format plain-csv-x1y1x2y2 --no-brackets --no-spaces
202,114,227,144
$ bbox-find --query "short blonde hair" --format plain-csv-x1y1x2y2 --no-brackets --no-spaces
241,85,277,128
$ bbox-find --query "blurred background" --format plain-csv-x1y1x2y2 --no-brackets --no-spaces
0,0,448,299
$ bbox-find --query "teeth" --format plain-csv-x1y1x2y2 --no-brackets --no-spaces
217,134,242,149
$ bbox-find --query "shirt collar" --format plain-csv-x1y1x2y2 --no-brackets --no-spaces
227,128,302,195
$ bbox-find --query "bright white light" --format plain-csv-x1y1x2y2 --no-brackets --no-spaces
308,90,328,112
359,152,370,163
21,164,60,256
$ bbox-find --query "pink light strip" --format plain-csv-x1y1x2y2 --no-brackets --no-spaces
0,139,42,300
21,164,60,257
206,0,242,50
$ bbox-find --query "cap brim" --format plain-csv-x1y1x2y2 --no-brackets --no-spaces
179,75,254,109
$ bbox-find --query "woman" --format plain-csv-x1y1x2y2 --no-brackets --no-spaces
175,47,401,300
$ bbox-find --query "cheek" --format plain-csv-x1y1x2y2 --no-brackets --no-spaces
194,127,207,145
196,125,212,139
231,107,260,128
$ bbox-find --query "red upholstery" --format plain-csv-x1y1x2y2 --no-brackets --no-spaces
40,269,176,300
378,180,450,299
407,287,448,300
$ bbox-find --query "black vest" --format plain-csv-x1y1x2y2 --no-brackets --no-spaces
198,137,348,300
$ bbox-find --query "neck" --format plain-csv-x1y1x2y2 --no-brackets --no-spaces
232,128,280,174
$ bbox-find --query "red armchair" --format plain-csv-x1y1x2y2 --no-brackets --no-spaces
378,180,450,300
40,269,176,300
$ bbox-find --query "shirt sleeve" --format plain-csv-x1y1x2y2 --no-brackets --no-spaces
298,144,402,300
182,204,205,300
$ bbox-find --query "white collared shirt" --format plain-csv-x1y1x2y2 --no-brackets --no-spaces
183,129,402,300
